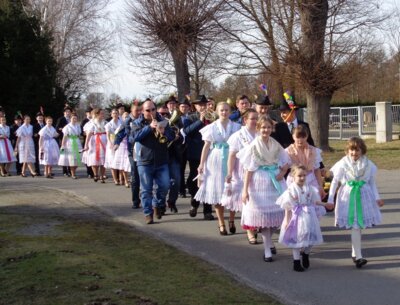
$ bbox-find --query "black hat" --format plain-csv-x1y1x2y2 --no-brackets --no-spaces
192,95,208,104
165,95,177,106
255,95,272,106
85,106,93,113
36,112,44,117
116,103,125,109
279,91,298,111
14,114,22,120
179,98,191,106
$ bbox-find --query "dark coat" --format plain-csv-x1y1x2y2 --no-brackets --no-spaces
271,120,314,149
182,112,206,161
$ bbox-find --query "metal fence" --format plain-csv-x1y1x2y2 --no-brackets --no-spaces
301,104,400,140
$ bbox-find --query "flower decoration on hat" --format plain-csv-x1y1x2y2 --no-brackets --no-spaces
259,84,268,95
283,91,297,109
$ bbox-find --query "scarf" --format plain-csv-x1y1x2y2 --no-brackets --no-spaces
287,143,316,171
252,136,282,167
238,126,257,147
342,155,370,182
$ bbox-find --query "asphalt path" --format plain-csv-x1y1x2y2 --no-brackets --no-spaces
1,168,399,305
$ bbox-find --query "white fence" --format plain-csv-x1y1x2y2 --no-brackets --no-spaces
300,105,400,140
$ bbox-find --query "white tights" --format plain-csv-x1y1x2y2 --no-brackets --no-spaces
261,228,274,257
292,246,312,260
351,228,363,259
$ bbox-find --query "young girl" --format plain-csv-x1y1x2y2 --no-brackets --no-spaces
0,116,17,176
328,137,384,268
286,125,326,217
277,165,330,272
221,109,258,238
58,112,82,179
104,108,121,185
15,115,37,177
84,108,107,183
238,116,289,261
39,116,60,178
111,112,131,187
194,102,241,235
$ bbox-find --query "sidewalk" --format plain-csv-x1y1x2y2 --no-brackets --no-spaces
1,169,399,305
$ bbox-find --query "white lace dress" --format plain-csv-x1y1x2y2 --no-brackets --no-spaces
104,119,121,169
38,125,60,166
58,123,82,166
0,124,17,163
16,124,35,163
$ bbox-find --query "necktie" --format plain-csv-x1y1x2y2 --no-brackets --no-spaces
289,123,294,132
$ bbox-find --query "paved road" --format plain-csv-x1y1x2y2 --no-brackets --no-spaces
1,169,399,305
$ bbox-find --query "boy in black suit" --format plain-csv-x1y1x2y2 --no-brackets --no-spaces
33,112,45,175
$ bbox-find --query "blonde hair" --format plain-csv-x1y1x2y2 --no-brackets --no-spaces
256,115,274,130
290,164,307,177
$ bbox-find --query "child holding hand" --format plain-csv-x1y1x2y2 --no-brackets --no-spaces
277,165,332,272
327,137,384,268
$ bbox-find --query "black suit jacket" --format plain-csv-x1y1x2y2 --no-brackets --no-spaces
271,120,314,149
56,116,69,145
182,113,206,161
33,122,45,145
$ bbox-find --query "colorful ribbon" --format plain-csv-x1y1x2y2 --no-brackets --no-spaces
69,135,81,166
95,132,106,162
283,205,309,245
259,164,283,195
1,138,12,162
347,180,366,228
213,142,229,178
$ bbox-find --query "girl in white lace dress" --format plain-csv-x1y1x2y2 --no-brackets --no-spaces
59,113,82,178
194,102,241,235
238,116,289,262
83,108,107,183
221,109,258,238
15,115,37,177
277,165,329,272
104,109,121,185
328,137,384,268
39,116,60,178
0,116,17,176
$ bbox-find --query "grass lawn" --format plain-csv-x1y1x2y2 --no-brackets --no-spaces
0,211,280,305
323,139,400,169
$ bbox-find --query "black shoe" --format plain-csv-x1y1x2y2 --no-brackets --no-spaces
270,247,277,255
301,253,310,269
203,213,215,221
189,207,198,218
293,260,304,272
180,192,187,198
132,204,140,209
351,256,356,263
263,256,273,262
219,225,228,236
168,202,178,213
355,258,368,269
228,221,236,234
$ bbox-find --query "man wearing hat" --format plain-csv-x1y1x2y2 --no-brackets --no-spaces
229,95,251,124
165,95,177,115
10,114,23,175
182,95,214,220
56,105,73,176
178,98,191,198
271,92,314,149
33,112,45,175
255,95,274,117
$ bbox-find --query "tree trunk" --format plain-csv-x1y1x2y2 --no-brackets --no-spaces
305,92,331,151
171,51,191,102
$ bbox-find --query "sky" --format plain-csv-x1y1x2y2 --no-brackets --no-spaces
93,0,400,101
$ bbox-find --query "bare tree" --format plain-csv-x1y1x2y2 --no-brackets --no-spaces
22,0,114,102
124,0,227,100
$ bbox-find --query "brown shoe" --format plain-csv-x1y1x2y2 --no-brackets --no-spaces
145,215,154,224
153,207,162,220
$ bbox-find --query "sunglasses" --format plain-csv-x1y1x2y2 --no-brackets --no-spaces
159,112,169,116
144,108,156,112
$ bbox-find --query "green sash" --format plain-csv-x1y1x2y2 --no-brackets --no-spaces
347,180,366,228
69,135,81,166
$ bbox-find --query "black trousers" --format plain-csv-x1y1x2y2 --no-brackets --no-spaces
187,159,212,214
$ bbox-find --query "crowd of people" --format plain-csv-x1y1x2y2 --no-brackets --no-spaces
0,92,384,272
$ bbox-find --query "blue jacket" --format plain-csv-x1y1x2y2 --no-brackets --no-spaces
130,113,175,166
229,110,242,124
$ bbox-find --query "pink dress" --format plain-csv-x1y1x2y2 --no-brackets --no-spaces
104,119,121,169
85,120,107,167
0,124,17,163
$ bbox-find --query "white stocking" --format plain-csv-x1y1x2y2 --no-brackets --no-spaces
351,228,362,259
293,248,301,260
261,228,272,257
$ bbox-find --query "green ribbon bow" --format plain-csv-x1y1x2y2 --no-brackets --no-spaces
69,135,81,166
259,164,282,195
213,142,229,178
347,180,366,228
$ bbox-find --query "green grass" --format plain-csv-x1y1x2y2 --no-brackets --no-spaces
0,212,280,305
323,139,400,169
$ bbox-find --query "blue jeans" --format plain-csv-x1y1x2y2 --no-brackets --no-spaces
129,156,140,206
137,163,170,216
167,158,181,204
